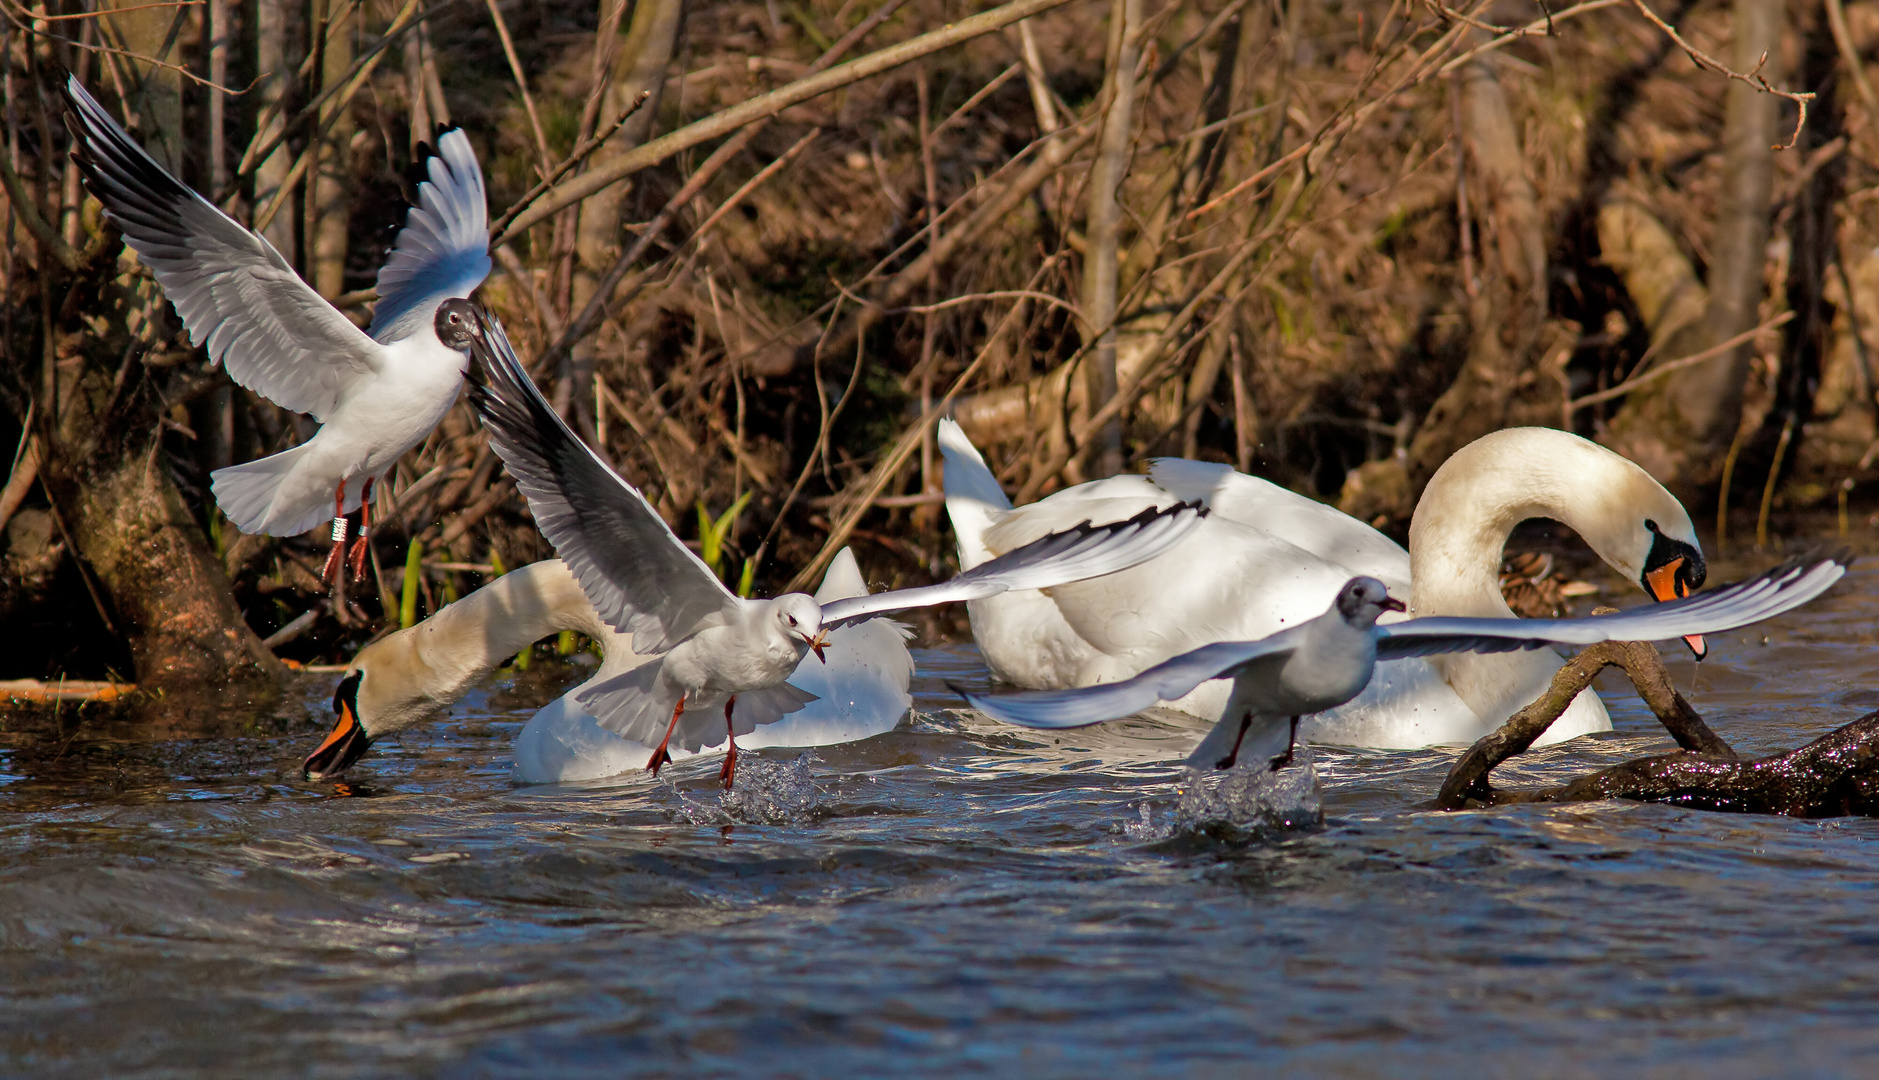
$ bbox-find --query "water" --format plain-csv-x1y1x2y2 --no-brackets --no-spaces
6,560,1879,1077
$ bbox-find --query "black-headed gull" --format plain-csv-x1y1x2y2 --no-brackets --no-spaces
447,300,1206,787
62,75,491,584
959,560,1847,773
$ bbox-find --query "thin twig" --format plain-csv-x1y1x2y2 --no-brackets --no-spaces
485,91,651,239
1628,0,1814,149
481,0,553,172
499,0,1084,241
1567,311,1794,411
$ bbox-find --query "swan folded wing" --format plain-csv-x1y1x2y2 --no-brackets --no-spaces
1375,557,1848,660
367,129,492,343
467,312,734,652
819,502,1205,629
63,76,380,422
1147,457,1412,593
962,636,1299,729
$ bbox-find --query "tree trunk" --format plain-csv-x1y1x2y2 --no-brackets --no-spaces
310,1,354,298
36,269,285,711
573,0,685,306
1601,0,1783,498
253,0,298,264
1078,0,1142,479
1405,55,1570,491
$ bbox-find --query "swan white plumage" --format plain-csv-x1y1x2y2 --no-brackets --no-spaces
302,550,914,784
940,422,1709,749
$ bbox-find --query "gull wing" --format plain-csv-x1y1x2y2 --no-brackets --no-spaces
63,76,381,422
366,129,491,343
958,632,1305,730
1377,557,1847,660
818,502,1206,628
467,309,736,653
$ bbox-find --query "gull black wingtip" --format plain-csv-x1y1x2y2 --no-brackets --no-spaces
945,680,984,708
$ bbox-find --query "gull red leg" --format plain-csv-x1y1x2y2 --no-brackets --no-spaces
1214,713,1255,770
321,479,349,585
646,698,685,775
347,476,375,579
1267,717,1301,771
719,695,739,788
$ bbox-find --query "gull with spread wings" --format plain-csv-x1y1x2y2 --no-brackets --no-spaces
451,301,1207,786
959,561,1848,773
63,76,491,586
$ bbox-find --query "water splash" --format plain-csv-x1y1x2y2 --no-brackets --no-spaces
1124,750,1324,842
675,753,822,826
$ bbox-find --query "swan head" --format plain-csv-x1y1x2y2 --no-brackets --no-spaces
772,593,829,662
303,634,456,779
304,669,378,779
1569,472,1707,657
1335,576,1407,628
1413,428,1708,656
433,297,483,351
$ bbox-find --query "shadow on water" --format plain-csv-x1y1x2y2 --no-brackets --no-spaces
7,563,1879,1075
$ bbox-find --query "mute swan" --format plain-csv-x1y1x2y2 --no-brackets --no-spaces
303,550,915,784
962,562,1841,771
456,302,1201,785
64,77,490,585
940,423,1708,749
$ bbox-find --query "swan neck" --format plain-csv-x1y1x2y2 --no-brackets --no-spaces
381,560,604,701
1407,464,1564,620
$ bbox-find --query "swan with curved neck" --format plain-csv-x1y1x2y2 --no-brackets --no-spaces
1406,428,1703,724
940,422,1705,749
303,550,914,783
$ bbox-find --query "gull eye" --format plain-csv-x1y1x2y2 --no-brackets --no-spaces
787,614,797,626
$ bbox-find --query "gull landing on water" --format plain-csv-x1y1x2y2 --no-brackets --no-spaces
448,301,1207,788
62,76,491,591
960,559,1848,775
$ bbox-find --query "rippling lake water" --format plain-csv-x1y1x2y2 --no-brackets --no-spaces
6,557,1879,1077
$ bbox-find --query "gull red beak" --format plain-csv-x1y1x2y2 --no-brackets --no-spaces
1644,559,1706,660
1381,595,1407,613
808,629,829,663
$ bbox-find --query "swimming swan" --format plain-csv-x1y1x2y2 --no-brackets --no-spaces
303,550,913,784
940,424,1707,749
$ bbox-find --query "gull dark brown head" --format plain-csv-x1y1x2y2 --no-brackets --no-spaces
1335,576,1406,626
433,297,483,352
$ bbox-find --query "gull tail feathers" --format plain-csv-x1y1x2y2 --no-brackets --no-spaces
938,419,1008,570
211,442,349,537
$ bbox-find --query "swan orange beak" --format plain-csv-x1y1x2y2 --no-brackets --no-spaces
1644,559,1706,660
305,672,373,779
304,702,373,779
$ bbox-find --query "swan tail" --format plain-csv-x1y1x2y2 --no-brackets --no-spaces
211,442,351,537
938,418,1009,570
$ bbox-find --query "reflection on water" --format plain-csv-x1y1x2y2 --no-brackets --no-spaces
5,561,1879,1075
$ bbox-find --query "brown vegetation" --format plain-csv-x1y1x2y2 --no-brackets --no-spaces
1,0,1876,710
